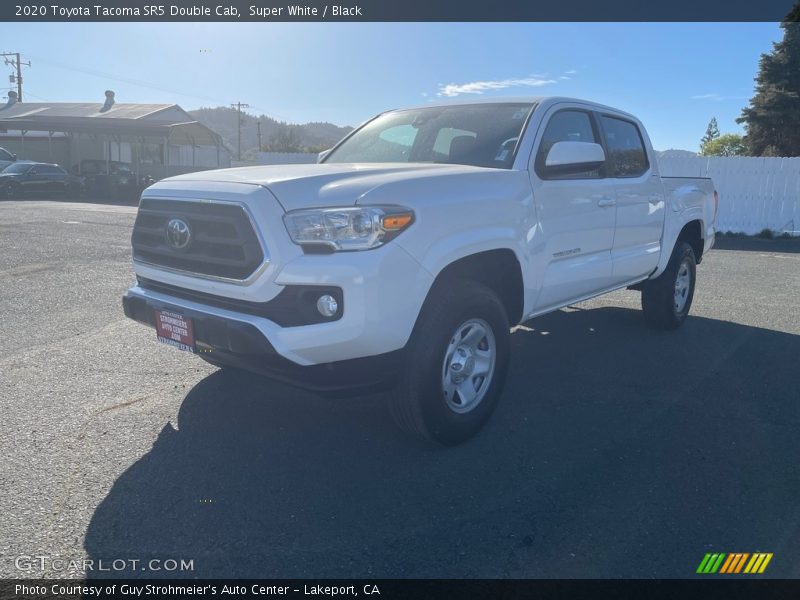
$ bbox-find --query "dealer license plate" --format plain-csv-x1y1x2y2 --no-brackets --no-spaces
154,309,196,353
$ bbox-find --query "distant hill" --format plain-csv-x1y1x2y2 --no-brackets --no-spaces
189,107,352,158
656,149,698,159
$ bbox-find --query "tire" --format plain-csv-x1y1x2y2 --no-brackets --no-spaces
3,182,20,199
390,279,511,445
641,241,697,330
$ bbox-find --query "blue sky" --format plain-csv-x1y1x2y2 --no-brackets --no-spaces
0,22,783,150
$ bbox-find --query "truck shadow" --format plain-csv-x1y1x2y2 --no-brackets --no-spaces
84,306,800,578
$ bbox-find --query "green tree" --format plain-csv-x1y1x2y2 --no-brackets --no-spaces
700,117,720,148
700,133,747,156
267,126,302,153
737,4,800,156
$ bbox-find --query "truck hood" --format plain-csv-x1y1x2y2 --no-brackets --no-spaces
158,163,504,211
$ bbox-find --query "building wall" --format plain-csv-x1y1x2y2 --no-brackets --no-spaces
1,130,230,175
169,144,231,168
0,134,70,166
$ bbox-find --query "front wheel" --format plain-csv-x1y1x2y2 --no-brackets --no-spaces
390,280,510,445
641,241,697,330
3,182,21,199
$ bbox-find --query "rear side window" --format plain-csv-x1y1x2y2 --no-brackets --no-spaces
601,116,649,177
536,110,601,179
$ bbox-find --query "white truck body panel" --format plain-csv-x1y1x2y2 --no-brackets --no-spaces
125,97,716,370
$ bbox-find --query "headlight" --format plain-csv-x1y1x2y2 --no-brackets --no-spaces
283,206,414,251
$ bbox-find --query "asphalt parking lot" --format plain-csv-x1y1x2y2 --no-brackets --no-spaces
1,199,799,579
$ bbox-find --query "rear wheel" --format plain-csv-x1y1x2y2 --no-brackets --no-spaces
390,280,510,445
641,241,697,330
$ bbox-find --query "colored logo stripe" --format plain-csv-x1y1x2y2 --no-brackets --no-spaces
720,553,749,573
744,553,773,574
697,552,773,574
697,553,725,573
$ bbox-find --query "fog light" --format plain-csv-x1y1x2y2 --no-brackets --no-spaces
316,294,338,317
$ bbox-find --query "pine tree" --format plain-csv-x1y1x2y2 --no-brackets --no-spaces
737,3,800,156
700,117,720,148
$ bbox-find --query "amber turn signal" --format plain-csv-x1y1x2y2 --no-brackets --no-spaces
382,213,413,231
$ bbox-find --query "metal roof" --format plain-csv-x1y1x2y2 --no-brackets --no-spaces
0,102,176,120
0,102,223,146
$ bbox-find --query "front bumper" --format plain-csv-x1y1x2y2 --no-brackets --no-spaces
122,290,403,396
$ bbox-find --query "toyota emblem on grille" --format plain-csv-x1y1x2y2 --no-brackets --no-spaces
165,218,191,249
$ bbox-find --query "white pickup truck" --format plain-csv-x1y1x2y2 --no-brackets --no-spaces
123,97,717,444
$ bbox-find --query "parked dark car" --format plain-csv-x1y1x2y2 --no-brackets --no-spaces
73,160,153,199
0,162,85,198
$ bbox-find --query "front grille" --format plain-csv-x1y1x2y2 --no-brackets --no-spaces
132,198,265,280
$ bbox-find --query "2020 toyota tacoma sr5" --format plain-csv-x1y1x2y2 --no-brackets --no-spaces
123,97,717,444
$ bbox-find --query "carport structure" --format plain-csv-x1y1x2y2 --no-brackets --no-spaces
0,91,228,180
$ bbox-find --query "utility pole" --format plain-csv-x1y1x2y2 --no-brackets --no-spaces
1,53,31,101
230,101,250,161
257,121,262,153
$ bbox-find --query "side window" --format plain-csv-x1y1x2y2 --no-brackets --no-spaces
600,116,649,177
0,148,12,161
536,110,601,179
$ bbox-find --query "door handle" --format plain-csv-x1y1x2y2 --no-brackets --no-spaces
597,197,617,208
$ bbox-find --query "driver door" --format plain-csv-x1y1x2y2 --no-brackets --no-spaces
528,107,617,312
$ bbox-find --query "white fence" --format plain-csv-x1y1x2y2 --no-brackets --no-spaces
659,156,800,235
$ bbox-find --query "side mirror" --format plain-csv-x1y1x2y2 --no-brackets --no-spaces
10,153,16,161
544,141,605,175
317,149,332,163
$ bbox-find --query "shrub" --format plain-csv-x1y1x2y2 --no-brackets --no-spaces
757,228,775,239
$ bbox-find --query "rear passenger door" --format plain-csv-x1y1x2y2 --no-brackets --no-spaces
528,106,617,311
599,114,664,282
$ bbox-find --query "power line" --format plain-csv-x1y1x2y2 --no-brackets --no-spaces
27,55,223,105
1,53,31,101
27,55,291,122
18,89,48,101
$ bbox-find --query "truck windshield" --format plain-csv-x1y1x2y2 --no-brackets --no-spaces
324,103,534,169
